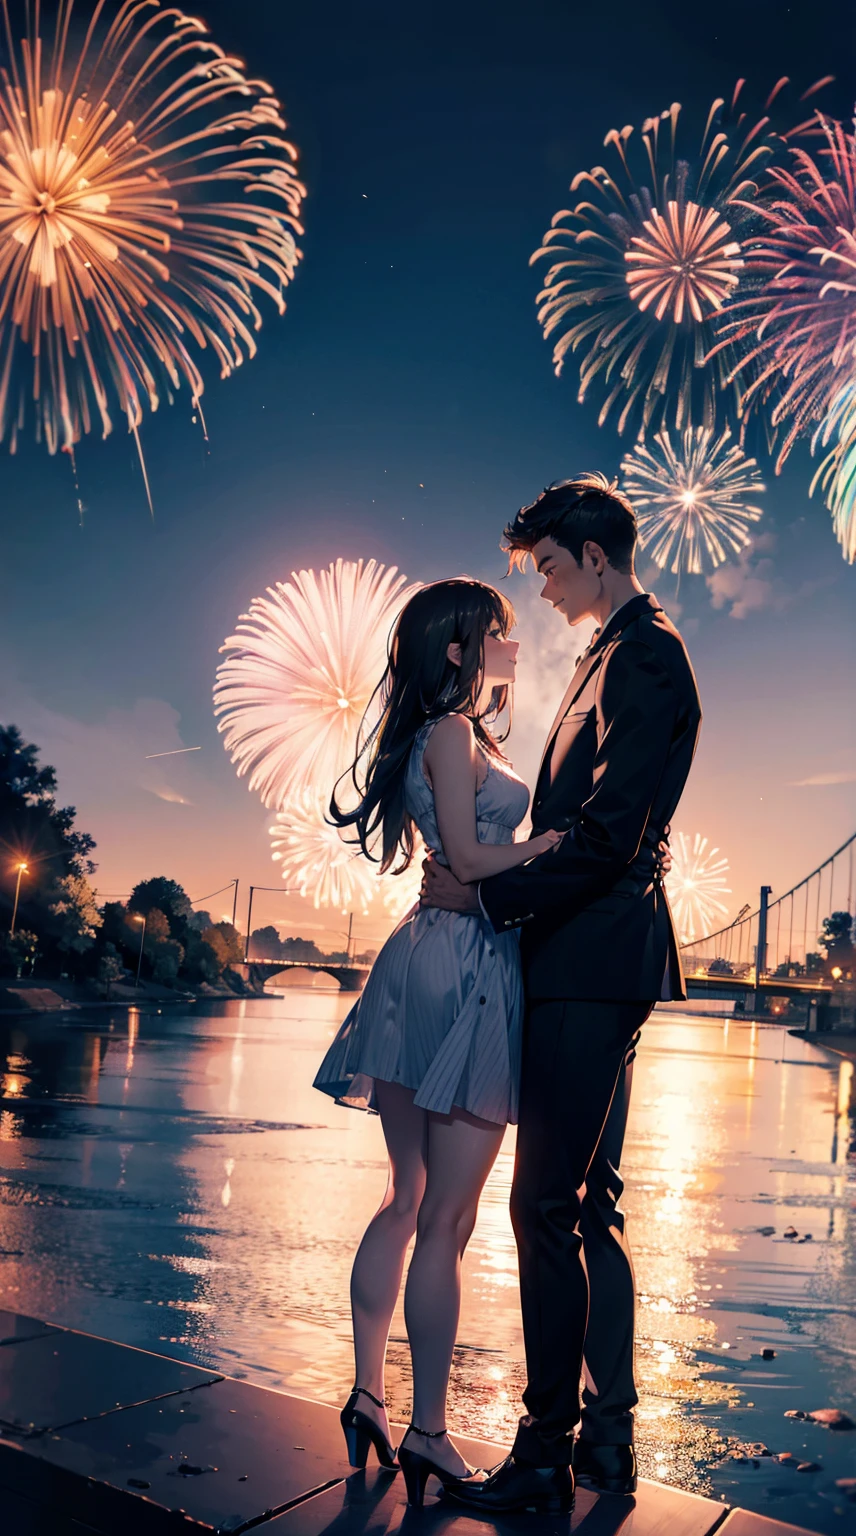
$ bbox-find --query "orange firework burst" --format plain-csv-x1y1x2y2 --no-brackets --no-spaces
624,201,742,325
0,0,304,465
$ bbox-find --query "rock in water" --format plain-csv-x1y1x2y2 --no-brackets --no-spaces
809,1408,855,1431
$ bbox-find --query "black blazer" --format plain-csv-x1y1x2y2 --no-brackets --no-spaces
480,594,702,1002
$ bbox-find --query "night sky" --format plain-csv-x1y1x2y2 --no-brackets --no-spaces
2,0,855,948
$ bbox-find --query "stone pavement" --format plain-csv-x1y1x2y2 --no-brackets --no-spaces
0,1310,822,1536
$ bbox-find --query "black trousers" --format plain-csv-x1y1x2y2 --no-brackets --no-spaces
510,998,652,1466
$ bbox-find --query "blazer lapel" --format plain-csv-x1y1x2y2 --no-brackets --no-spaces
534,593,663,793
536,648,601,781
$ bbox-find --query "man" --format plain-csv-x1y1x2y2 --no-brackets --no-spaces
421,473,702,1514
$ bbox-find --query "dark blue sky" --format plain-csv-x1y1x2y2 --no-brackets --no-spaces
2,0,855,941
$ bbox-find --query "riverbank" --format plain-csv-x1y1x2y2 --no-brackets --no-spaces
0,1308,829,1536
0,972,265,1016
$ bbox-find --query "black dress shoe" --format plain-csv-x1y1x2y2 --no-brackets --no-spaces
573,1440,637,1495
443,1454,574,1514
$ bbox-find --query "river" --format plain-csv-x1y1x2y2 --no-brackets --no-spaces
0,993,853,1531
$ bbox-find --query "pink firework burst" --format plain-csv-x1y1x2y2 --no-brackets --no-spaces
712,114,856,469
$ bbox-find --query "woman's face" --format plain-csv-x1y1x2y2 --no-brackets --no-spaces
481,621,518,689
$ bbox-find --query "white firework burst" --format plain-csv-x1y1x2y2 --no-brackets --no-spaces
215,559,421,808
269,791,379,913
270,790,422,916
666,831,731,944
621,427,765,575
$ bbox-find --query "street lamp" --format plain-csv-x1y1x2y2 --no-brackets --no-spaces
131,913,147,988
10,862,28,936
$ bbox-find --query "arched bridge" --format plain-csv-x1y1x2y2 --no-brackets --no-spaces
679,828,855,1025
232,959,370,993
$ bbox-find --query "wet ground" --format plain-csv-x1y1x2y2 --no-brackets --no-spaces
0,994,853,1532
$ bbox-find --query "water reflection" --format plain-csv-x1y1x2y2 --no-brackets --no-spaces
0,1000,852,1533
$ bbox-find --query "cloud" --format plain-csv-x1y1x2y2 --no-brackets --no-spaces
706,549,778,619
706,534,831,620
789,770,856,787
505,573,590,805
145,785,195,805
0,676,203,819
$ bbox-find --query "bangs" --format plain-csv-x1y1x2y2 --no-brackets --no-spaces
484,585,516,637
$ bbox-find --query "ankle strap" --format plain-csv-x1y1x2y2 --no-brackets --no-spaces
352,1385,385,1410
406,1421,447,1439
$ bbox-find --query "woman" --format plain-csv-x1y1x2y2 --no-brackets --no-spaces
314,578,562,1506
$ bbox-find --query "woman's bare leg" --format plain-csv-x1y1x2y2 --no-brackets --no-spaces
403,1105,505,1474
349,1080,428,1444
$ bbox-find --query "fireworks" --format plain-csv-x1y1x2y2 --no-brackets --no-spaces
0,0,304,458
810,385,856,563
621,426,765,574
624,201,742,325
667,831,731,944
711,116,856,471
270,792,381,914
215,559,420,809
532,81,831,439
270,790,421,916
532,96,765,437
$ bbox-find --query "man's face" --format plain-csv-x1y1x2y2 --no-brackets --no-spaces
533,536,602,625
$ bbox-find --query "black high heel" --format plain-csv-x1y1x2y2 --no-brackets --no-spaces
340,1386,398,1470
397,1423,482,1508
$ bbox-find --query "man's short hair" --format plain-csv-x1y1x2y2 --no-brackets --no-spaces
504,472,637,573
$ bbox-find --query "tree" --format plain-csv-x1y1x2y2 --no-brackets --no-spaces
805,951,824,974
281,935,323,963
249,925,282,960
211,922,242,965
819,912,855,975
708,957,734,976
187,909,213,934
98,944,124,997
48,874,102,958
0,929,38,978
128,878,192,939
151,939,184,987
0,725,96,941
200,926,230,970
141,908,170,951
185,930,225,983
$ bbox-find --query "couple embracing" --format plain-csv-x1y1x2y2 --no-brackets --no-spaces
314,473,702,1514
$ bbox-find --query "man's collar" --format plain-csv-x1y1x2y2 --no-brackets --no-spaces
589,592,661,656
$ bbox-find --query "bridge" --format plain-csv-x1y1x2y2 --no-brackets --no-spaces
679,828,856,1026
232,958,371,992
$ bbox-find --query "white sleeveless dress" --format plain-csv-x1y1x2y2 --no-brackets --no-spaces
313,718,529,1126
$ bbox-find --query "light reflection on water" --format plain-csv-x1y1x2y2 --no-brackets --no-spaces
0,993,853,1532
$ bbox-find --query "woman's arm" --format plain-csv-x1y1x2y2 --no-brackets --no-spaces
422,714,560,885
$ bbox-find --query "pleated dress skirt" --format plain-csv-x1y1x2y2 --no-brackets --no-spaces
313,903,523,1127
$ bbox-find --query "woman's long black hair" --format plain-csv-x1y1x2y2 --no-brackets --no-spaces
331,578,515,874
